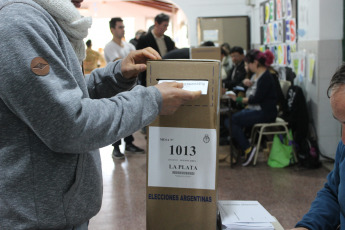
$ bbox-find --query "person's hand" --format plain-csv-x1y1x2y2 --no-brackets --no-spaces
154,82,201,115
121,47,161,79
243,78,253,87
229,94,237,101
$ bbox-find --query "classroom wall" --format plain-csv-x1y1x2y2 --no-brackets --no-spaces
170,0,251,47
297,0,343,159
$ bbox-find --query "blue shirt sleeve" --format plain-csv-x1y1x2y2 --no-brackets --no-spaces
295,141,343,229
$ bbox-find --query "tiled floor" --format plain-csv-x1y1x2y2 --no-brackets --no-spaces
88,131,332,230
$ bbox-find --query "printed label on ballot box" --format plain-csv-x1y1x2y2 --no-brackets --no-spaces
148,127,216,190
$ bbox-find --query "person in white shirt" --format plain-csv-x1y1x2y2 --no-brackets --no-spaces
104,17,144,159
104,17,136,63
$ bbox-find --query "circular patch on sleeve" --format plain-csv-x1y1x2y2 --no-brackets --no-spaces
31,57,50,76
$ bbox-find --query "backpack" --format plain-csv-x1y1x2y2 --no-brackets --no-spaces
295,136,321,169
282,86,321,168
283,85,309,142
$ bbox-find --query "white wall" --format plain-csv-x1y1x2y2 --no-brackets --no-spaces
168,0,250,46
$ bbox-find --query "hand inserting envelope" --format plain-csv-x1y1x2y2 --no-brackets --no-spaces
158,80,208,95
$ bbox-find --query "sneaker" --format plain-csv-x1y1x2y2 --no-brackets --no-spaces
125,144,144,154
112,146,125,160
242,146,256,166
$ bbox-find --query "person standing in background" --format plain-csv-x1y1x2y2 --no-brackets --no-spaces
83,39,106,74
136,13,176,87
129,29,146,47
104,17,145,160
104,17,136,63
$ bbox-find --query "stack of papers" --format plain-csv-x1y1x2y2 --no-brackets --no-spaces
218,200,275,230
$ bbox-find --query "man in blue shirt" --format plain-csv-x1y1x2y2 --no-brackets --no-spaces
292,63,345,229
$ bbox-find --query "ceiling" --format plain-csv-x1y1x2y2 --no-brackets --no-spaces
125,0,177,13
82,0,177,13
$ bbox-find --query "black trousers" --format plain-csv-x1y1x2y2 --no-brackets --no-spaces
112,135,134,147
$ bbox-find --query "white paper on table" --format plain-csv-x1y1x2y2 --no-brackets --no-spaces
158,80,208,95
225,222,274,230
218,200,276,224
148,127,217,190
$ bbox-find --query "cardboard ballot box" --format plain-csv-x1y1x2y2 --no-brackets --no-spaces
190,47,222,61
146,60,221,230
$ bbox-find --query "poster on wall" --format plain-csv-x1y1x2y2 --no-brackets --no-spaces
281,0,287,18
268,23,274,44
275,0,283,20
291,51,306,82
286,0,293,18
273,20,285,43
269,46,279,64
269,0,275,22
277,44,285,65
260,0,297,67
264,1,270,24
308,53,316,82
285,18,296,43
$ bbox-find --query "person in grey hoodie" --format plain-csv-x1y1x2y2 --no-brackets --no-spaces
0,0,201,229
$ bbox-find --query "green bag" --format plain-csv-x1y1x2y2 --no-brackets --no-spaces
268,130,295,168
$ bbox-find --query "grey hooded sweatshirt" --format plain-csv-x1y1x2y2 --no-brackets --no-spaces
0,0,161,229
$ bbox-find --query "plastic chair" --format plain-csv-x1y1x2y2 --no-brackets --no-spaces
250,117,295,166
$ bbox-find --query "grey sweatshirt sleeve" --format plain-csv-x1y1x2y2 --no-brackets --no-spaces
0,2,162,153
85,60,137,99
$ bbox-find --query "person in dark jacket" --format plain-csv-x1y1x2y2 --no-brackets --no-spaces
227,49,277,166
223,46,247,91
136,13,175,87
129,29,146,47
136,13,175,56
163,48,190,59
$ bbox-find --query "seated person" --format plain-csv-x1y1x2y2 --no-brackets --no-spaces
243,54,285,114
200,40,215,47
222,46,247,91
226,49,278,166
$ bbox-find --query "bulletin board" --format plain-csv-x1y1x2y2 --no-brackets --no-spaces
259,0,298,67
197,16,250,51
